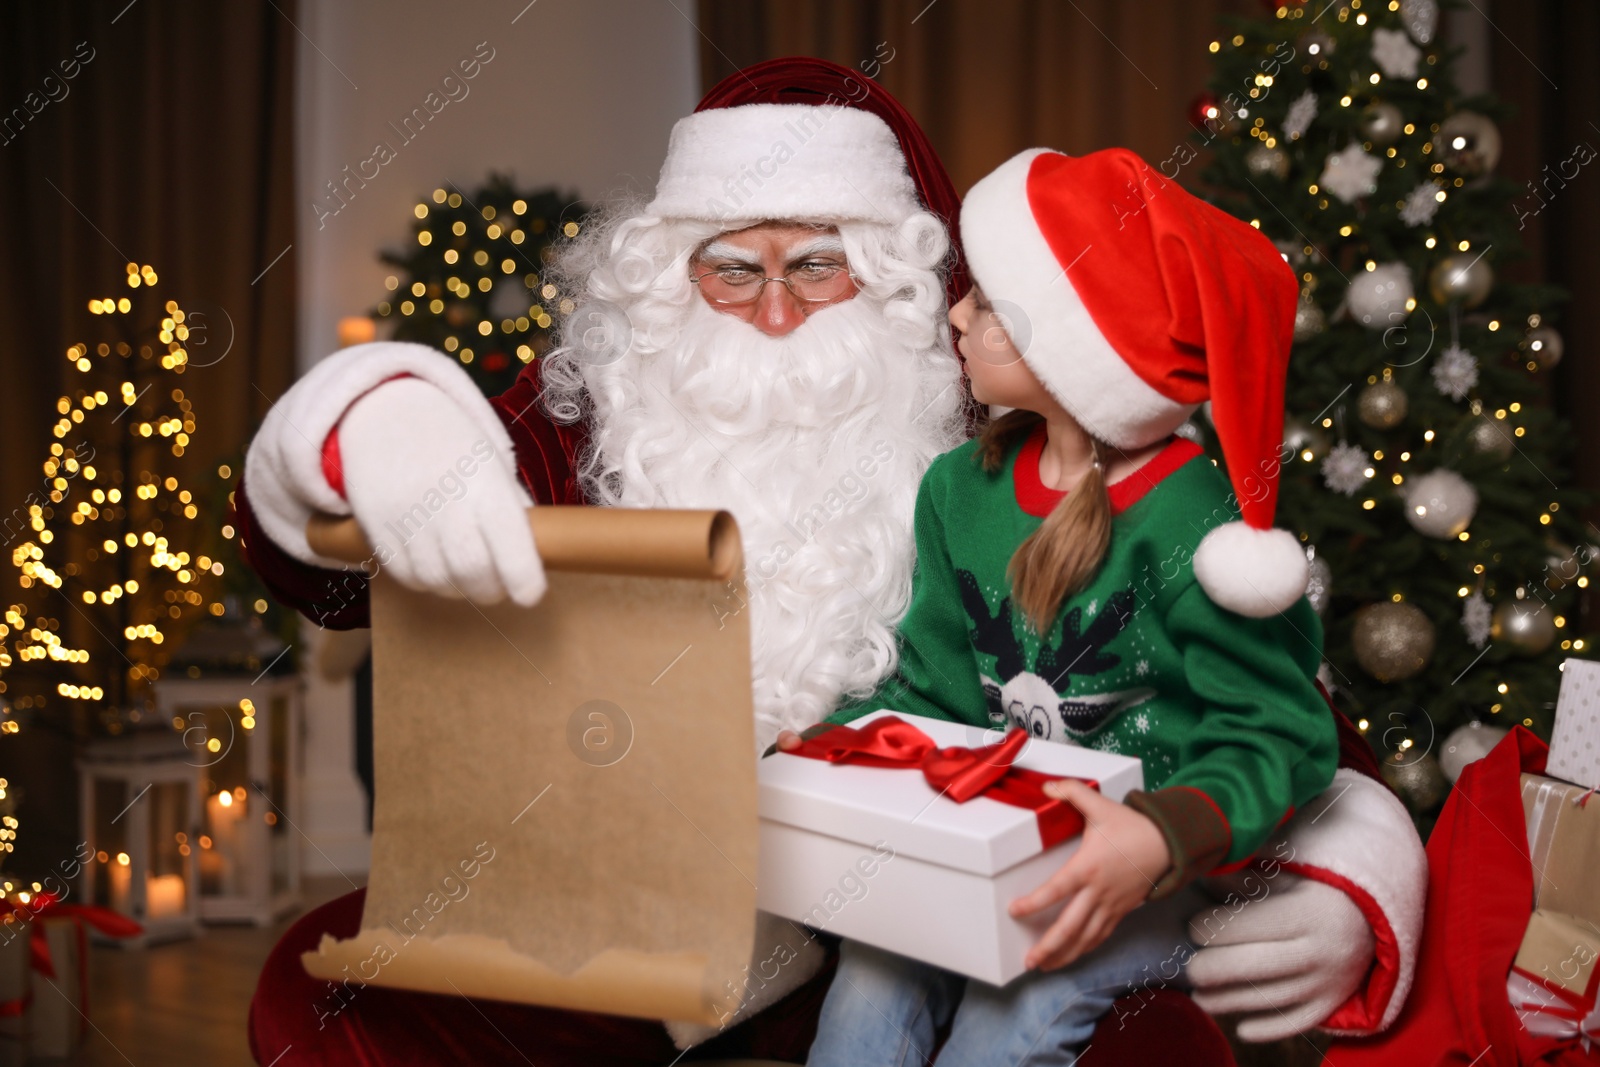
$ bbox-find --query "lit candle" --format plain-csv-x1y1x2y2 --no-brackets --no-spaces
145,873,185,919
108,854,131,914
337,316,376,347
206,789,244,895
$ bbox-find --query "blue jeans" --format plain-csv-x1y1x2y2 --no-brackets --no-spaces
805,888,1198,1067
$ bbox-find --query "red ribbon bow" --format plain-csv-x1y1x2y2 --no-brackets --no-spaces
788,716,1097,848
0,892,143,1034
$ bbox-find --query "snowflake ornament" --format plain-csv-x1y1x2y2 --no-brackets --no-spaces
1322,441,1370,496
1134,711,1151,735
1432,343,1479,401
1400,181,1442,227
1320,143,1383,204
1462,590,1492,648
1283,90,1318,141
1372,28,1422,79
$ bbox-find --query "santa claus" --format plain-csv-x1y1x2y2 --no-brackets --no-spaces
239,59,1425,1066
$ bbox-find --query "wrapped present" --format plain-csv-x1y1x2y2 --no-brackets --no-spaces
25,916,86,1059
757,710,1143,985
1509,772,1600,1049
0,915,25,1067
0,892,142,1060
1550,658,1600,790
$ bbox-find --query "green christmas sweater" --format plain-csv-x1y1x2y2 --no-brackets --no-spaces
824,424,1339,896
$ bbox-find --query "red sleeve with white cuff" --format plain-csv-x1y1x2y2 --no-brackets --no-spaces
234,342,587,628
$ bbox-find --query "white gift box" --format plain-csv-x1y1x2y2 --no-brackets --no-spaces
1551,658,1600,790
756,709,1144,986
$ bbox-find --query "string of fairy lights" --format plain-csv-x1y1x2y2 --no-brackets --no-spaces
4,262,227,733
375,178,582,395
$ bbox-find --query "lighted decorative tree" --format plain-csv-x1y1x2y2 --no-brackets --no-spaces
5,262,222,738
1191,0,1589,814
375,174,584,395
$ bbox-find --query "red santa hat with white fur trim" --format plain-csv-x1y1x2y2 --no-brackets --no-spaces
961,147,1306,618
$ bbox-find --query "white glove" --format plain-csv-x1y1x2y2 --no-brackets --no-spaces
340,377,546,607
1185,868,1374,1043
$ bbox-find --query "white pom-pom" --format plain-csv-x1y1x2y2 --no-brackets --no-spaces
1193,522,1310,618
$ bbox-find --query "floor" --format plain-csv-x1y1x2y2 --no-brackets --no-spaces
39,878,1331,1067
49,878,350,1067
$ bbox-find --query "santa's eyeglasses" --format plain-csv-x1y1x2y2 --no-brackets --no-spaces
690,264,858,306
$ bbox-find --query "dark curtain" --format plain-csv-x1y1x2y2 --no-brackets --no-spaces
0,1,298,872
696,0,1264,197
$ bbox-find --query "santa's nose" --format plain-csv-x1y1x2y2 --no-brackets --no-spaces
747,281,811,337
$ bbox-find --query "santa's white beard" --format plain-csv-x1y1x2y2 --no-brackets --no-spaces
580,294,966,752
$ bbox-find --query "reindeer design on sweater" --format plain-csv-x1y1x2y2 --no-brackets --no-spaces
956,569,1155,742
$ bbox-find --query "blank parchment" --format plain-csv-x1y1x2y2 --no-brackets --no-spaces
300,508,758,1025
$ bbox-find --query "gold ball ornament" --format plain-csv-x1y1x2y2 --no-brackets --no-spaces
1358,380,1409,429
1433,111,1502,176
1353,601,1436,682
1521,325,1564,370
1360,102,1405,146
1429,253,1494,308
1246,144,1291,181
1491,600,1556,655
1294,294,1327,340
1381,750,1449,809
1466,414,1515,459
1543,541,1582,591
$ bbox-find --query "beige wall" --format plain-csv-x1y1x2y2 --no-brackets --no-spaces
291,0,698,874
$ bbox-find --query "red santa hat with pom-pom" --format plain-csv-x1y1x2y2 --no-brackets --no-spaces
961,147,1306,618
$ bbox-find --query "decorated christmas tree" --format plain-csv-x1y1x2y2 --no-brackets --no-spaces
1191,0,1589,815
375,174,584,395
3,262,223,741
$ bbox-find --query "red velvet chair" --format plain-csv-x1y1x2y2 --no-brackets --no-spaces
250,888,1235,1066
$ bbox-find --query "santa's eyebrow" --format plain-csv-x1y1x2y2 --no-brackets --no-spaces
781,235,847,262
696,239,761,266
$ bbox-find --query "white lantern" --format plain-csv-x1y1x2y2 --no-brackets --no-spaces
76,732,201,946
153,673,304,925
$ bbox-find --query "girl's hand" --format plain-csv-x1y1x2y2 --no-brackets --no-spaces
1008,779,1173,972
773,730,803,751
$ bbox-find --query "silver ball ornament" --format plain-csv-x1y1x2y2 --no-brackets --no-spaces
1403,468,1477,539
1283,417,1331,459
1491,600,1556,655
1433,111,1502,176
1429,253,1494,308
1439,721,1509,783
1358,380,1409,429
1348,264,1414,329
1521,325,1564,370
1360,102,1405,146
1353,601,1436,682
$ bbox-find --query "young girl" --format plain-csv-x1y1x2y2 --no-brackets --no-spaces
782,147,1340,1066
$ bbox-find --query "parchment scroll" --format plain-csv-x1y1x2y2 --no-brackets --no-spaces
299,507,758,1025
